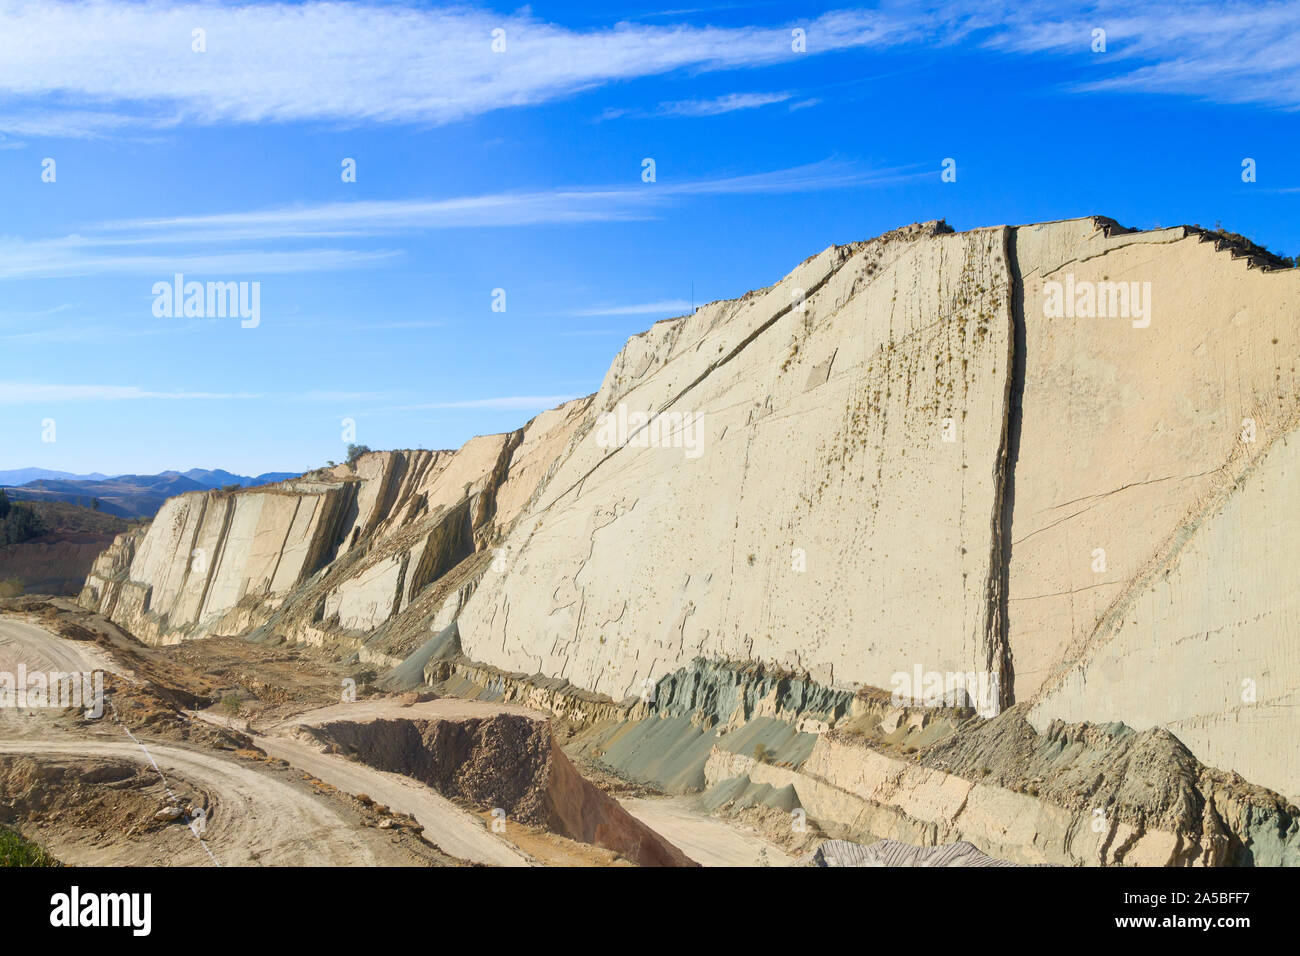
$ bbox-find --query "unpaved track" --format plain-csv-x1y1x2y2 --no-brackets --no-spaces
0,617,123,678
0,737,379,866
0,616,390,866
252,731,530,867
619,796,796,867
203,697,535,865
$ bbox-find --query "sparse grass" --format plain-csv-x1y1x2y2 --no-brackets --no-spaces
0,825,60,867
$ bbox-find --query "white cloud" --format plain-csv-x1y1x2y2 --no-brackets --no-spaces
0,2,924,134
983,1,1300,109
0,237,398,280
0,159,910,280
97,160,900,238
660,91,793,115
576,299,694,316
605,91,794,120
0,1,1291,139
0,383,260,403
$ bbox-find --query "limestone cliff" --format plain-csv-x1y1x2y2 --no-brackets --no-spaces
80,216,1300,862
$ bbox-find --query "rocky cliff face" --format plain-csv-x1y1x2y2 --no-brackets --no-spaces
81,216,1300,862
81,399,591,660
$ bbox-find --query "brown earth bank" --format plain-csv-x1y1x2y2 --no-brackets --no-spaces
0,535,119,596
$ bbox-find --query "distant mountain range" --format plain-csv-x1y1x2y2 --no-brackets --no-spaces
0,468,299,519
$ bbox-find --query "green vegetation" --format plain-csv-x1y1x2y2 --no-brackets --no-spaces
346,444,372,466
0,490,47,546
12,498,128,536
0,824,60,867
219,694,242,717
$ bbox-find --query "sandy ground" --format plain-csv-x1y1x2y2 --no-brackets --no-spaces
0,737,380,866
619,796,796,867
231,722,530,866
0,616,446,866
0,616,126,681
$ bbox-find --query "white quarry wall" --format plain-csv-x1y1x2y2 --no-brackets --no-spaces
1007,223,1300,702
1030,425,1300,801
457,225,1016,700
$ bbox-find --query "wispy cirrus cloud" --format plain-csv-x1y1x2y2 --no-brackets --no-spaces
575,299,694,316
0,383,261,403
985,1,1300,109
0,160,913,280
0,1,1295,140
602,91,794,120
0,383,406,402
96,160,906,240
0,237,398,280
0,2,924,135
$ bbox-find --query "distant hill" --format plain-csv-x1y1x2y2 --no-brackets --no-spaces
170,468,300,488
0,467,300,519
0,468,109,485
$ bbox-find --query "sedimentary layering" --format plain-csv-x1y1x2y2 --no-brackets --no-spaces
82,217,1300,862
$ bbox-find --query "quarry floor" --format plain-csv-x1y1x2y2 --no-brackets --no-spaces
0,601,794,867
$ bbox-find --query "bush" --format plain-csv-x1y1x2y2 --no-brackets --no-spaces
0,579,22,599
219,694,242,717
346,444,372,466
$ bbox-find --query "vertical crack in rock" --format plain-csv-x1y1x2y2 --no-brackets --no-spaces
474,429,524,547
984,227,1023,711
195,496,235,625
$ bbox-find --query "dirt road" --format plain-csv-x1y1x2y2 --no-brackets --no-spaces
0,615,433,866
0,737,381,866
619,796,796,867
251,730,531,866
0,616,124,679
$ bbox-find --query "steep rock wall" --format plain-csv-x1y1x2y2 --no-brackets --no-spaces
78,216,1300,816
458,223,1016,702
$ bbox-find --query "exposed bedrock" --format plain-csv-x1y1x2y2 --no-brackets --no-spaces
79,215,1300,836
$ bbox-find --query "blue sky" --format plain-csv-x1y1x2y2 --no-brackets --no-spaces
0,0,1297,476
